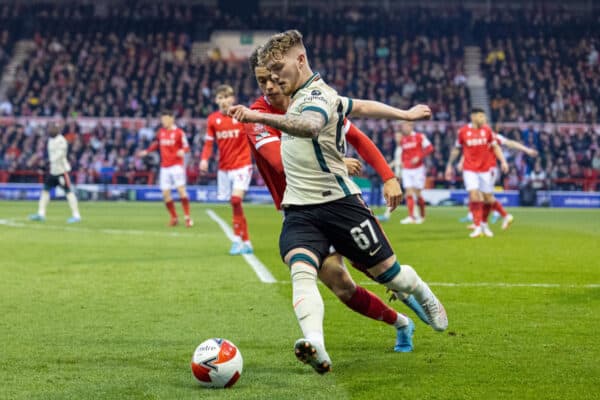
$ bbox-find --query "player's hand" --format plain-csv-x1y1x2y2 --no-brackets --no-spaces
344,158,362,176
404,104,432,121
199,160,209,173
445,165,454,181
383,178,402,212
501,161,509,174
229,105,261,123
176,149,185,158
138,150,148,158
526,148,539,158
410,156,420,166
386,288,400,303
456,160,464,172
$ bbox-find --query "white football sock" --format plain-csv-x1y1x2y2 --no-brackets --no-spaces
66,192,80,219
384,207,391,218
38,191,50,217
381,264,432,304
291,262,324,346
393,313,410,329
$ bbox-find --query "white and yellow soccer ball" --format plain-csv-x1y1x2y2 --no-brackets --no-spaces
191,338,243,388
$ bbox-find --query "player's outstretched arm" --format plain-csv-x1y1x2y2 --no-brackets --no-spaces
229,105,325,138
349,100,432,121
503,139,538,157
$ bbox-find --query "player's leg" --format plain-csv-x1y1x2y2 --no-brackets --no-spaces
280,211,331,373
480,171,496,237
319,254,415,352
415,189,425,223
401,188,416,224
30,175,54,221
464,171,484,237
173,166,192,227
231,165,253,254
414,166,427,223
481,192,495,237
486,168,513,229
62,173,81,223
160,167,178,225
322,196,447,332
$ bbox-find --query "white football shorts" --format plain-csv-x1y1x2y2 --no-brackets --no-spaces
463,169,494,193
159,165,186,191
217,165,253,201
401,166,426,190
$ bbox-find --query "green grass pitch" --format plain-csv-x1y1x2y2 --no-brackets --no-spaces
1,201,599,399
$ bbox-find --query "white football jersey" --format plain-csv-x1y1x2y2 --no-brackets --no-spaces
47,134,71,175
280,72,361,206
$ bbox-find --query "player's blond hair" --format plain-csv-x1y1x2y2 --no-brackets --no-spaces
215,84,234,97
259,30,304,65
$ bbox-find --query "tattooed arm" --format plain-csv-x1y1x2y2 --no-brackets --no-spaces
229,105,325,138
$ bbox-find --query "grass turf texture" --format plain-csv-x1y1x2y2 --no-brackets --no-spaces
1,201,599,400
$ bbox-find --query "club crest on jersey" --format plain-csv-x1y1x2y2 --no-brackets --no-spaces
216,118,221,125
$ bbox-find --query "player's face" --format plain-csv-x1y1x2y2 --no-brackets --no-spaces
471,112,485,127
255,66,286,107
161,115,174,128
215,93,235,113
266,52,301,96
401,122,413,135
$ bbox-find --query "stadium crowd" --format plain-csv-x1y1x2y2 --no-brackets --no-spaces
1,118,598,191
0,3,598,190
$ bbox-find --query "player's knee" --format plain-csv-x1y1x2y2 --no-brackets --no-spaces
285,249,319,270
230,195,242,207
366,255,397,281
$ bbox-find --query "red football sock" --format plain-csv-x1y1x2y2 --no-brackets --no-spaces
165,200,177,219
181,196,190,218
472,201,483,226
417,196,426,218
240,217,250,241
344,285,398,325
231,195,244,239
492,200,508,217
482,203,492,223
406,196,415,217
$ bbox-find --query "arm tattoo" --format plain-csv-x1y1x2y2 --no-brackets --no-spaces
258,111,325,138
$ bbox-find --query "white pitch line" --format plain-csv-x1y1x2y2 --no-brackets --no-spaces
274,280,600,289
0,218,205,238
206,209,277,283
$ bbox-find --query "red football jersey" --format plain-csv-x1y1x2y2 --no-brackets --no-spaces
146,126,189,167
398,132,434,169
455,124,497,172
201,111,252,171
246,96,287,209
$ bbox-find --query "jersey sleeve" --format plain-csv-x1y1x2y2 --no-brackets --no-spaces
180,130,190,153
421,134,434,156
246,123,284,175
146,138,159,153
346,121,395,182
200,118,215,161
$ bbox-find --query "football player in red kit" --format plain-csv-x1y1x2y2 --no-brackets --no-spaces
139,109,193,227
200,85,253,255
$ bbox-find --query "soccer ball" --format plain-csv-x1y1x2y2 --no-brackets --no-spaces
190,338,243,388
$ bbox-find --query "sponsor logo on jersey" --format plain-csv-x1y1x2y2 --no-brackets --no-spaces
216,129,241,139
466,138,488,146
311,89,321,96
